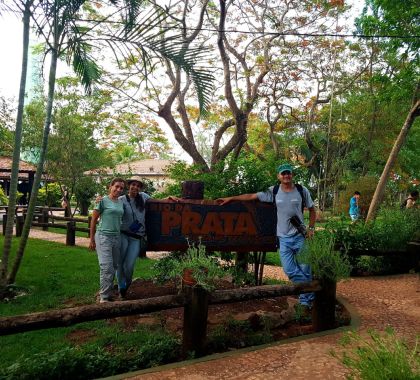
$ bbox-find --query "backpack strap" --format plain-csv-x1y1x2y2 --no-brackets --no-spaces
295,183,306,213
273,183,305,213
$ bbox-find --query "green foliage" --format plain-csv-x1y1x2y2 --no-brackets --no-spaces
336,176,378,215
207,318,273,352
37,182,62,207
0,95,14,156
328,208,420,252
155,243,228,291
104,113,171,162
73,176,101,215
333,328,420,380
0,329,180,380
297,233,352,282
354,256,392,275
0,187,7,205
160,152,312,200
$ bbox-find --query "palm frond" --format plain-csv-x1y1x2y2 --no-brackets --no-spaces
110,6,215,116
67,40,101,94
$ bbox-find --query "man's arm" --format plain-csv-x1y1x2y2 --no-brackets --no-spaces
307,206,316,238
216,193,258,205
89,210,100,251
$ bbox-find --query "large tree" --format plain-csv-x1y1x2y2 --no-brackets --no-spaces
107,0,345,172
356,0,420,220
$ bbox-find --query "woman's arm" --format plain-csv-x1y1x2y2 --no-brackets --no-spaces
89,209,100,251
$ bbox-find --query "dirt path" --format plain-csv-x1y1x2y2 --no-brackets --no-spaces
122,274,420,380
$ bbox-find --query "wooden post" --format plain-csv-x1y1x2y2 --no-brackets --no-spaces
42,207,49,231
15,216,24,237
235,252,249,277
66,221,76,246
2,214,6,235
182,285,209,358
181,181,204,200
87,216,92,238
312,278,336,332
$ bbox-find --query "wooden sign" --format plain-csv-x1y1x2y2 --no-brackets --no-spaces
146,199,277,252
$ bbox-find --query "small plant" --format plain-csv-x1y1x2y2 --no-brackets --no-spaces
332,328,420,380
162,242,228,292
297,232,352,282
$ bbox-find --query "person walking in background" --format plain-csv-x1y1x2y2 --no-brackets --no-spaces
217,163,316,310
118,177,150,299
349,191,361,222
89,178,125,303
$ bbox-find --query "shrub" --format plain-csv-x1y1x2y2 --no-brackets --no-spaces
327,208,420,253
297,232,352,282
158,152,312,200
336,176,378,216
165,242,228,291
332,328,420,380
37,182,62,207
0,333,180,380
0,187,7,205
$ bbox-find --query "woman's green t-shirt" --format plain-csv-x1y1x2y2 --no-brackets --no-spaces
95,196,124,235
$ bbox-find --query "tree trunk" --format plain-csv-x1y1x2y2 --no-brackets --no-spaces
7,47,59,285
0,1,32,298
366,96,420,222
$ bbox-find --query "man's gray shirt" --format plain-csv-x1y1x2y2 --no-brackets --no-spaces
119,193,150,236
257,185,314,238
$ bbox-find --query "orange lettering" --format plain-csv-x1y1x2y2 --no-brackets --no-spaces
181,211,202,234
219,212,238,235
233,213,257,235
162,211,181,234
200,212,224,235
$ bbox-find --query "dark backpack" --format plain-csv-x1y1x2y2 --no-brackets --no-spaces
272,183,306,213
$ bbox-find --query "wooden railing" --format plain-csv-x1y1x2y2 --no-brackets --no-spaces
1,206,91,245
0,280,336,357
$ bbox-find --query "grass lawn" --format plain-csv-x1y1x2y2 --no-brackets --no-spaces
0,236,177,378
0,235,286,378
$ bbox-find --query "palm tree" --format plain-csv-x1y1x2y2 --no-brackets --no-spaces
2,0,215,291
0,0,34,297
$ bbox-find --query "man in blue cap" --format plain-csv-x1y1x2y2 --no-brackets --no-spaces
217,163,316,309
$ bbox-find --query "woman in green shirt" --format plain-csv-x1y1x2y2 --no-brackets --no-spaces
89,178,125,303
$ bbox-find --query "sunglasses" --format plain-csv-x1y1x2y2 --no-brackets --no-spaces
280,171,292,175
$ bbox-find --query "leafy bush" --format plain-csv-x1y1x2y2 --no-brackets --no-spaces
207,318,273,352
158,152,312,199
332,328,420,380
336,176,378,216
354,256,392,274
327,208,420,252
0,333,180,380
160,242,228,291
36,182,62,207
0,186,7,205
297,232,352,281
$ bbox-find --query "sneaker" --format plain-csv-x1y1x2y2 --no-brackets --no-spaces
119,288,127,300
99,298,111,303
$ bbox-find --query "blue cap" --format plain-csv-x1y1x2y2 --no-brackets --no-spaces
277,163,293,174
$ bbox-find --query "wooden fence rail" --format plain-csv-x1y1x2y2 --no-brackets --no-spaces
2,206,91,243
0,280,331,357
